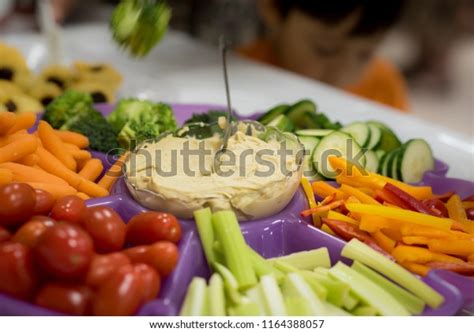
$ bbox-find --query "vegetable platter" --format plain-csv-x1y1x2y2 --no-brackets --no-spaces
0,103,472,316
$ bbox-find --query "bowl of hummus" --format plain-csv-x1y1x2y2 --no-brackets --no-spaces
123,121,305,221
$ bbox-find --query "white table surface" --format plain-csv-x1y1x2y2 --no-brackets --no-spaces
3,23,473,180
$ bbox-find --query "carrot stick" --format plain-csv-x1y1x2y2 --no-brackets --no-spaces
0,162,69,186
25,182,77,200
0,113,16,135
78,158,104,182
339,184,381,205
7,112,37,134
55,130,89,149
428,239,474,257
0,169,13,185
97,152,129,191
36,147,82,188
76,192,91,200
38,121,76,171
0,135,38,164
70,149,92,161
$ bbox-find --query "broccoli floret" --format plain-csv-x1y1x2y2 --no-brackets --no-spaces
184,110,235,125
108,98,177,149
43,91,93,128
110,0,171,58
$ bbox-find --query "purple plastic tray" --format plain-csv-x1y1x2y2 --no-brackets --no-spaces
3,103,471,316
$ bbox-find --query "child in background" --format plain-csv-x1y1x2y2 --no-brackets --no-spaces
240,0,409,112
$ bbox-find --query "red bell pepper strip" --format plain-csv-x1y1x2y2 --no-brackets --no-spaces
422,198,449,218
426,261,474,276
433,191,455,202
300,201,343,218
384,183,438,216
374,188,412,210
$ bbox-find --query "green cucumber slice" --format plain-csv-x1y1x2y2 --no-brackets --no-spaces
390,149,402,180
341,122,372,148
285,100,317,129
295,129,334,137
375,150,386,160
258,104,290,125
366,123,382,150
367,121,401,152
266,114,294,132
397,139,435,183
298,136,320,179
364,150,379,173
379,150,396,176
312,131,365,179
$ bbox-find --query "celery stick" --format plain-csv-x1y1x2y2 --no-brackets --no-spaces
273,260,299,274
342,239,443,309
228,298,262,316
281,273,326,315
342,292,359,311
248,246,284,281
208,273,226,316
269,248,331,270
329,262,410,316
352,261,425,315
194,208,218,266
352,305,378,316
285,297,312,316
260,275,287,316
298,271,328,300
212,211,257,290
179,277,208,316
324,302,352,316
310,270,350,307
245,285,267,315
213,262,242,305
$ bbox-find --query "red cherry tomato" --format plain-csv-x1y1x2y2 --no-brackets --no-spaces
0,226,11,243
0,242,37,299
123,241,179,277
0,183,36,227
35,283,93,315
92,264,143,316
50,196,87,224
86,253,131,288
33,189,55,216
83,206,126,253
13,219,56,248
133,263,160,302
34,224,94,280
126,212,182,245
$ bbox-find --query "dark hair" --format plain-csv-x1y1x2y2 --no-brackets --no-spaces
274,0,406,36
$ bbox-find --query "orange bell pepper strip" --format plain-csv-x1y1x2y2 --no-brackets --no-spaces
300,177,321,227
402,236,430,246
359,215,398,233
425,261,474,276
300,201,344,218
428,239,474,257
468,253,474,262
346,203,453,230
369,173,433,200
339,184,381,205
328,156,365,177
327,210,358,225
312,181,346,200
373,230,396,253
392,245,464,264
451,219,474,234
400,262,431,277
446,195,468,220
399,224,473,240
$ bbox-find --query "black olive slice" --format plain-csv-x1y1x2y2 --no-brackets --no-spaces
0,67,14,80
5,100,17,112
91,91,107,103
41,96,54,106
47,76,65,89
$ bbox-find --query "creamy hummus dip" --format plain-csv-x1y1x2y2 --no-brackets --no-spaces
125,128,303,220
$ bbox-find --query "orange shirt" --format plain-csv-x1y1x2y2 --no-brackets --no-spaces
239,40,410,112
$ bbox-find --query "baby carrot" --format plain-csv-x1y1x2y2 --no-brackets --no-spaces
26,182,77,200
0,135,38,164
63,143,91,161
36,147,82,188
55,130,89,149
78,158,104,181
38,121,76,171
77,178,109,198
17,153,39,166
76,192,91,200
0,130,29,147
7,112,37,134
0,113,16,135
98,152,129,191
0,162,68,186
0,169,13,184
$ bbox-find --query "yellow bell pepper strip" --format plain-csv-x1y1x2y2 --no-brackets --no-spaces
373,230,396,253
402,236,430,246
425,261,474,276
451,219,474,234
300,201,344,218
400,262,431,277
359,215,398,233
446,195,468,220
339,184,381,206
328,156,365,177
327,210,358,225
311,181,346,200
427,239,474,257
345,203,453,230
462,202,474,209
399,224,470,240
300,177,321,227
382,227,403,242
358,187,374,196
392,245,464,264
321,224,336,236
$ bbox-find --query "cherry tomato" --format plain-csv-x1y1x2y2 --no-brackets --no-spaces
133,263,160,302
34,224,94,280
50,196,87,224
86,253,131,288
0,183,36,227
126,212,181,245
93,264,143,316
35,283,93,315
83,206,126,253
13,219,56,248
123,241,179,277
33,189,55,216
0,242,37,299
0,226,11,243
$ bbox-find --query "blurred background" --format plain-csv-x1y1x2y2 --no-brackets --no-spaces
0,0,473,135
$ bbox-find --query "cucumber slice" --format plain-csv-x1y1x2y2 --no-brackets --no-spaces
364,150,379,173
312,131,365,179
341,122,371,148
367,121,401,152
379,150,396,176
285,100,317,129
295,129,333,137
266,114,294,132
375,150,386,160
258,104,290,125
390,149,402,180
298,136,320,179
366,123,382,150
397,139,435,183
